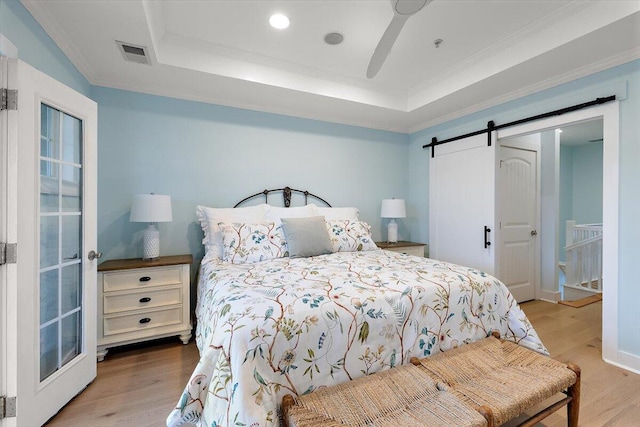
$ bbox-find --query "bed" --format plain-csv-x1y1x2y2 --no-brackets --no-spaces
166,188,547,427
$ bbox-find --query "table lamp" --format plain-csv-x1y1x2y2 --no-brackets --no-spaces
381,199,406,243
130,193,173,260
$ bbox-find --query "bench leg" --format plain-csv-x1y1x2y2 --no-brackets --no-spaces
478,405,495,427
282,394,294,427
566,363,581,427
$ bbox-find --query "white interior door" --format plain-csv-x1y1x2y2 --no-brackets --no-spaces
0,55,11,427
429,133,496,275
10,58,97,426
497,144,539,302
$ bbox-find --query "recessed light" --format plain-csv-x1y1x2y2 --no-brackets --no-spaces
269,13,290,30
324,32,344,45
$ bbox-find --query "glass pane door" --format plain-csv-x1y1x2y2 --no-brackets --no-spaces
39,103,83,381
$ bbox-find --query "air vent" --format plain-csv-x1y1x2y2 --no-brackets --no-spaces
116,41,151,65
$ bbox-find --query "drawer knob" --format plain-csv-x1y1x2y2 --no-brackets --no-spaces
139,297,151,303
139,317,151,324
139,276,151,282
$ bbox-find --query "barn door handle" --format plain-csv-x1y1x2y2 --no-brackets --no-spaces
484,226,491,248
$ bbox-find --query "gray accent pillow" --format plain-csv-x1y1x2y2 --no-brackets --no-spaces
280,216,333,258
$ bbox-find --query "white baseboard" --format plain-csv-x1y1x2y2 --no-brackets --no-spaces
539,289,561,302
603,350,640,376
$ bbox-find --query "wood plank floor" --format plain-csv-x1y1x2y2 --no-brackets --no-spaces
46,300,639,426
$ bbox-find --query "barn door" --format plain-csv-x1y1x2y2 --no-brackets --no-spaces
429,133,496,275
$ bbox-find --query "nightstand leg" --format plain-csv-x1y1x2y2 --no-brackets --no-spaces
179,330,192,345
97,346,109,362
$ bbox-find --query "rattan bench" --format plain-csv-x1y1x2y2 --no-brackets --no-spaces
410,334,580,427
282,334,580,427
282,362,491,427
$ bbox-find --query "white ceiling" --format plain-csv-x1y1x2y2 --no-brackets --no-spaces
22,0,640,133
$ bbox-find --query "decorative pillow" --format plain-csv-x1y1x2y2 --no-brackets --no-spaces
280,216,333,258
326,220,379,252
218,222,288,264
315,206,359,221
195,204,268,260
265,204,318,225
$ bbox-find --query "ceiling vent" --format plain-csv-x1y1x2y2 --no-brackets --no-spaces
116,41,151,65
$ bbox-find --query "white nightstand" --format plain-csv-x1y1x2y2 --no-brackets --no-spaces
376,241,427,257
96,254,192,361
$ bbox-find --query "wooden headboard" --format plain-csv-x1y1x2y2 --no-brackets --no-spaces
233,186,332,208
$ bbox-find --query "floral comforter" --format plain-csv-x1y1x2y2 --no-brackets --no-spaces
167,250,546,427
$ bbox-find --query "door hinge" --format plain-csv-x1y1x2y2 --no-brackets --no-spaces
0,396,17,419
1,88,18,111
0,243,17,265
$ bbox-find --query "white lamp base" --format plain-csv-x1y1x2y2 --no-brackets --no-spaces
142,223,160,260
387,219,398,243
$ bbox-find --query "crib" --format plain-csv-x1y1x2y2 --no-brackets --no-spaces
562,220,602,299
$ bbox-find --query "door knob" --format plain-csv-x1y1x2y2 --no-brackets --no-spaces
530,230,538,236
88,250,102,260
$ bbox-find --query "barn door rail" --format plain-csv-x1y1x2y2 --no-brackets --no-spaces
423,95,616,158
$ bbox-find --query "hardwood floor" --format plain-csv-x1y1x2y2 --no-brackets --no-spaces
45,338,200,427
46,300,639,426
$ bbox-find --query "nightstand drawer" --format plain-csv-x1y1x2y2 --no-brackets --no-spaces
103,306,182,336
104,286,182,314
102,266,183,292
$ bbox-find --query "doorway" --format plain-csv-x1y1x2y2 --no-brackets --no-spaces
496,102,620,368
558,119,604,300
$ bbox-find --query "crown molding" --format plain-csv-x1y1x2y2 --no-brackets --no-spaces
407,50,640,134
20,0,98,83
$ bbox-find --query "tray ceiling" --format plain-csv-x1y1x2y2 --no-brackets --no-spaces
22,0,640,132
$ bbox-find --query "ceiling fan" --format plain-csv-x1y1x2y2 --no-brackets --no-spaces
367,0,434,79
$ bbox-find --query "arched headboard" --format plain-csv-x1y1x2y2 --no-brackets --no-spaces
233,186,331,208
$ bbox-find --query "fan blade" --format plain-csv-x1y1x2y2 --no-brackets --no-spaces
366,14,409,79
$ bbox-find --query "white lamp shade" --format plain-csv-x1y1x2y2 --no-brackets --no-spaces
130,194,173,223
380,199,406,218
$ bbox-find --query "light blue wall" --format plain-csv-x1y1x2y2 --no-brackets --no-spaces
409,59,640,356
559,142,604,263
0,0,90,95
92,87,409,264
572,143,603,224
559,145,574,262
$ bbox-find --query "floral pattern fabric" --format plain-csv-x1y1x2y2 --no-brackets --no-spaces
326,220,378,252
219,222,288,264
167,250,547,427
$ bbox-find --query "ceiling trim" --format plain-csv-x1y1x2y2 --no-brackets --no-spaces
407,48,640,134
20,0,97,82
89,77,411,134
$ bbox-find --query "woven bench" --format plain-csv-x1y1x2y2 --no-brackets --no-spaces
282,334,580,427
410,334,580,427
282,362,490,427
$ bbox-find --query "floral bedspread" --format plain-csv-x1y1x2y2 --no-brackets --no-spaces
167,250,546,427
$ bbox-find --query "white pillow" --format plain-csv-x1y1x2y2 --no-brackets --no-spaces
315,206,360,221
264,204,318,225
196,204,268,259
